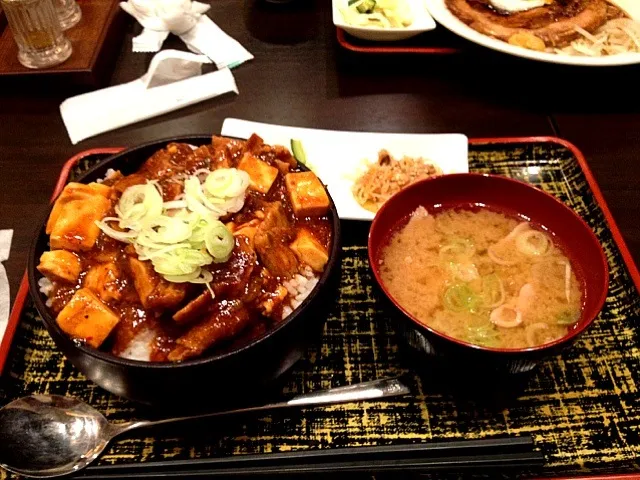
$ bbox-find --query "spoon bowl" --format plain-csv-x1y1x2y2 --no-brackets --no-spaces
0,395,114,478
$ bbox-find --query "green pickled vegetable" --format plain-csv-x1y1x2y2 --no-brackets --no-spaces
356,0,376,13
290,139,307,165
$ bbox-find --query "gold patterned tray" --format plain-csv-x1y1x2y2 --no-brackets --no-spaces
2,138,640,479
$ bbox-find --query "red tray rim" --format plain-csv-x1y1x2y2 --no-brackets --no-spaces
3,136,639,383
336,27,461,55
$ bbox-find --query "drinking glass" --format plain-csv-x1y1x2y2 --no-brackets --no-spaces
55,0,81,30
0,0,72,69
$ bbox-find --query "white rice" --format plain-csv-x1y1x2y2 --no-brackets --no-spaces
282,266,319,319
38,277,54,307
96,168,118,184
119,329,155,361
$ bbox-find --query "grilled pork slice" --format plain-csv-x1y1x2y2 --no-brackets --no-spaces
128,257,187,310
254,202,299,278
446,0,612,47
171,236,257,325
167,300,250,361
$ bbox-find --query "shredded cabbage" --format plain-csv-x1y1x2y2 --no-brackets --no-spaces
96,168,250,287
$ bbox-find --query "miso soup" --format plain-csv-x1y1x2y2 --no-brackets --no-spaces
378,207,583,349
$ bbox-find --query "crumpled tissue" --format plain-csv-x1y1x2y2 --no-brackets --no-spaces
60,50,239,145
120,0,253,69
0,230,13,344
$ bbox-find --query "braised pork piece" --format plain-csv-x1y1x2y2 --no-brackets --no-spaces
446,0,624,48
37,135,333,362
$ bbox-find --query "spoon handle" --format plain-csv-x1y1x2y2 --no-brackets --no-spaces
112,378,409,436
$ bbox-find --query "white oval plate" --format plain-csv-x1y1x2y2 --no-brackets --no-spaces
332,0,436,41
424,0,640,66
221,118,469,221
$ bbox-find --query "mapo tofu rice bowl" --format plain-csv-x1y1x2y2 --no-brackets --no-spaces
34,134,336,365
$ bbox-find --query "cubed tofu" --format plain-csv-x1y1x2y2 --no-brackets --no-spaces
37,250,81,283
128,257,187,310
47,182,112,252
237,153,279,194
290,228,329,272
47,183,111,233
56,288,120,348
83,263,121,302
285,172,330,217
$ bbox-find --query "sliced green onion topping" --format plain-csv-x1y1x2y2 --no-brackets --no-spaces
515,230,550,257
205,221,235,263
481,273,505,309
443,283,480,313
465,315,500,347
439,237,475,263
556,309,580,325
96,168,250,288
205,168,250,199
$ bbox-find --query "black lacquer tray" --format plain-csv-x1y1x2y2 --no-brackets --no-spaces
2,138,639,479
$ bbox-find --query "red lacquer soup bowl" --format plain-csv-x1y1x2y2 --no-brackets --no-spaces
368,173,609,373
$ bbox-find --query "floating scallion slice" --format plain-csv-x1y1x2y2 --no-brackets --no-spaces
443,283,480,313
465,316,500,347
481,273,505,309
556,309,580,325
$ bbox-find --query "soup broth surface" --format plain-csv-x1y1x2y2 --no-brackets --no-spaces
379,208,582,349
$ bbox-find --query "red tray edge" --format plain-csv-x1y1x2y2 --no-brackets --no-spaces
0,147,124,374
336,27,460,55
3,136,639,381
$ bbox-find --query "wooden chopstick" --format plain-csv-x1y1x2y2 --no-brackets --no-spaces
77,452,543,478
76,436,543,478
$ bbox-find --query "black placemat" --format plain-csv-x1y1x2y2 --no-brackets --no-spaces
2,141,639,479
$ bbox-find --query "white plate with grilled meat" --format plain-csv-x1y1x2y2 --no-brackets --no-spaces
424,0,640,66
221,118,469,221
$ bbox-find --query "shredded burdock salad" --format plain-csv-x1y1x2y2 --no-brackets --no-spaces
351,150,442,213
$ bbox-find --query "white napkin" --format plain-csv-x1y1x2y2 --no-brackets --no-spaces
0,230,13,344
60,50,239,145
120,0,253,69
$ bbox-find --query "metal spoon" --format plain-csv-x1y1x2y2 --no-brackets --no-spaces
0,378,408,478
